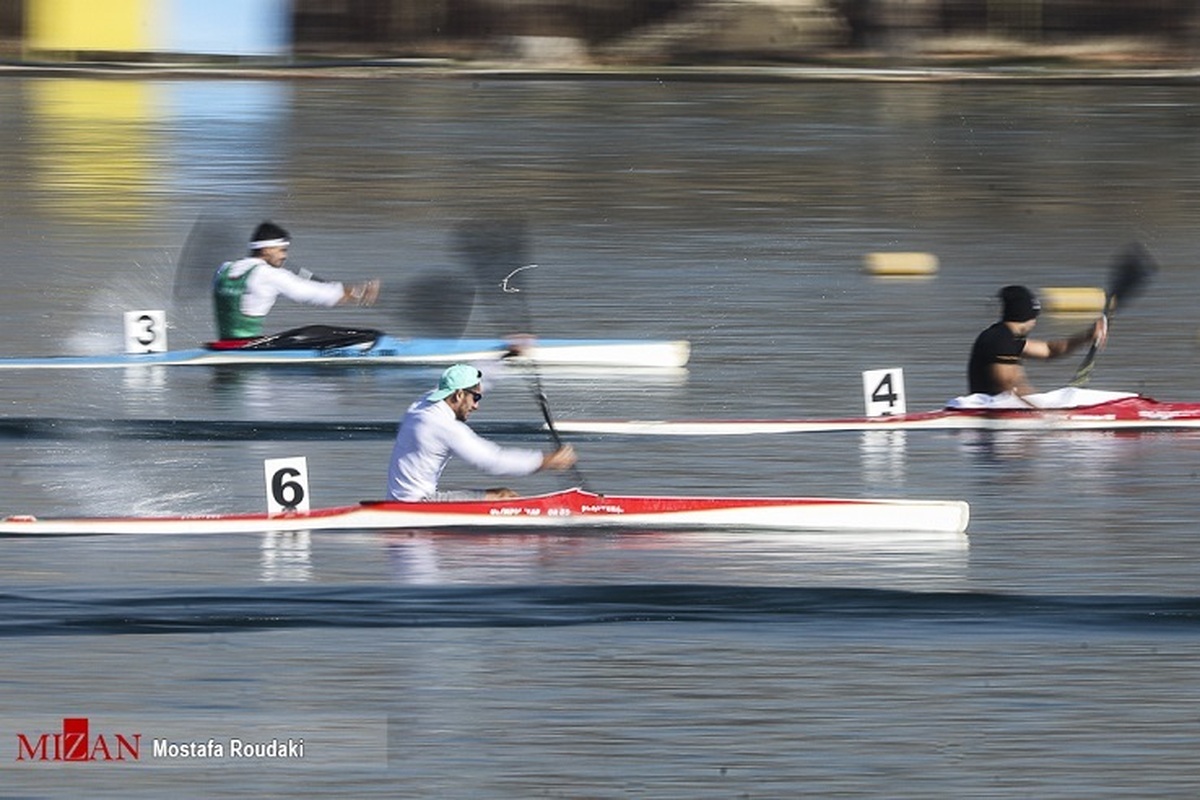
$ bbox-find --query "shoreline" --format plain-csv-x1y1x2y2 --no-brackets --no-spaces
2,57,1199,84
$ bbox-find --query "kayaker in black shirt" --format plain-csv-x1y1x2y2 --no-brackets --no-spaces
967,285,1106,398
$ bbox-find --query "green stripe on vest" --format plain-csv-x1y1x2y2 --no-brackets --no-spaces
213,262,263,339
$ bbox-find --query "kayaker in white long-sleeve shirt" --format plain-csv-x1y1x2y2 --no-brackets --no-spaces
387,363,577,501
213,221,380,341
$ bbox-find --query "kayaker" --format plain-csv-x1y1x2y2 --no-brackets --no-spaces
212,221,381,346
386,363,577,501
967,285,1107,397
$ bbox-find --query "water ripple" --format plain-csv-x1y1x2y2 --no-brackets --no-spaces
3,585,1199,637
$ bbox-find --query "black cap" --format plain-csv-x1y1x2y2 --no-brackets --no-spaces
999,285,1040,322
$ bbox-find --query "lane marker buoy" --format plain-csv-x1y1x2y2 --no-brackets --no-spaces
1039,286,1106,314
863,252,939,276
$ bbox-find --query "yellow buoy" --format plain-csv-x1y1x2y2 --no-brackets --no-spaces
1039,286,1106,314
863,252,939,276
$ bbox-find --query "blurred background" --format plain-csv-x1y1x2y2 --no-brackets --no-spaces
0,1,1195,68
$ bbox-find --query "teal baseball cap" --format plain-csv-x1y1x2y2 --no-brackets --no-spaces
428,364,483,401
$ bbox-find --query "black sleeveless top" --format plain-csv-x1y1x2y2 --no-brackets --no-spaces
967,322,1025,394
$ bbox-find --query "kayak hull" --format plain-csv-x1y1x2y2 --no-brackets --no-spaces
0,488,969,536
555,394,1200,436
2,395,1198,442
0,336,691,370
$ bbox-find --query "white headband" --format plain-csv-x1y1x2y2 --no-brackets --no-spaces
250,238,290,249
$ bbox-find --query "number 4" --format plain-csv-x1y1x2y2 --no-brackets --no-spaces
862,368,907,417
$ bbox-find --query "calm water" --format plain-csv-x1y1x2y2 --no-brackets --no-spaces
2,71,1200,797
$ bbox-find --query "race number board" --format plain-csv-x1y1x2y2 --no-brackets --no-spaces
862,368,907,417
123,310,168,353
264,457,311,515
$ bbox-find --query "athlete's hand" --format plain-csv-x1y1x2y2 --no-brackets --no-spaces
347,279,380,307
1093,314,1108,350
503,334,536,358
542,445,577,471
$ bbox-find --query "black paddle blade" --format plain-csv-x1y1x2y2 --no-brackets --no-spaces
453,216,536,335
169,214,244,338
1106,241,1158,312
172,214,244,306
386,270,476,339
1071,242,1158,386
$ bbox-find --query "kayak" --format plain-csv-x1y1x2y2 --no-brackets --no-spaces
0,417,551,441
0,488,970,536
3,391,1197,442
554,390,1200,436
0,335,691,370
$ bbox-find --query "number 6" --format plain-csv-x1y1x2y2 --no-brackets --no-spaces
264,457,310,515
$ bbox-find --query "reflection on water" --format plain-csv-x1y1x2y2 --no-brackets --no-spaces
955,428,1184,465
376,528,968,589
859,430,908,488
26,78,289,223
121,365,169,397
260,530,313,582
28,79,162,222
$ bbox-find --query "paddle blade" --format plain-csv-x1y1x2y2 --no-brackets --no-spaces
453,216,536,335
172,214,244,306
168,214,244,338
1071,242,1158,386
454,216,531,283
385,270,477,339
1106,241,1158,312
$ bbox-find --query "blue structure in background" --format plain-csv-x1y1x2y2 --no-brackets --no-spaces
161,0,292,57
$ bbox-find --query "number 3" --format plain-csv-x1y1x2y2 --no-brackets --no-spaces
123,310,167,353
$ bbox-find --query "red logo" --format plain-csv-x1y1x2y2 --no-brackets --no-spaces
16,718,141,762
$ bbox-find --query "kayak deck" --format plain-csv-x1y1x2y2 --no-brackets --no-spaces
0,488,970,536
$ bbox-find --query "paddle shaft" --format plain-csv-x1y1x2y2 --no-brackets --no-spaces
455,216,593,492
1068,297,1112,387
532,373,592,493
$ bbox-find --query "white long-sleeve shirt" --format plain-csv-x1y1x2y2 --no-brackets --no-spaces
224,257,345,317
387,397,544,501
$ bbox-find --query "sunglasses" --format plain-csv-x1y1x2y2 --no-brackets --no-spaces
465,391,483,402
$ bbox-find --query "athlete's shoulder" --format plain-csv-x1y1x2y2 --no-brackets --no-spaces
222,256,264,279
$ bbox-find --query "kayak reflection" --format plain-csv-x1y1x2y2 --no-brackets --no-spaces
373,528,969,589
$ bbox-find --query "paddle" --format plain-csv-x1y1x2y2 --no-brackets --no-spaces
1069,242,1158,387
382,269,476,339
170,214,246,335
171,215,475,341
453,216,592,493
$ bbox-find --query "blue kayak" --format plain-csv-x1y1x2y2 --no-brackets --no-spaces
0,335,691,370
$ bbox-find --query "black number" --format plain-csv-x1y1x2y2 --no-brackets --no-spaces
135,314,158,347
271,467,305,510
871,373,899,408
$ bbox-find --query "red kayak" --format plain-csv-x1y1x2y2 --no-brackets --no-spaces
0,488,969,536
555,390,1200,436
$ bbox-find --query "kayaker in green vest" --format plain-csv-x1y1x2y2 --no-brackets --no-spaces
212,221,380,345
